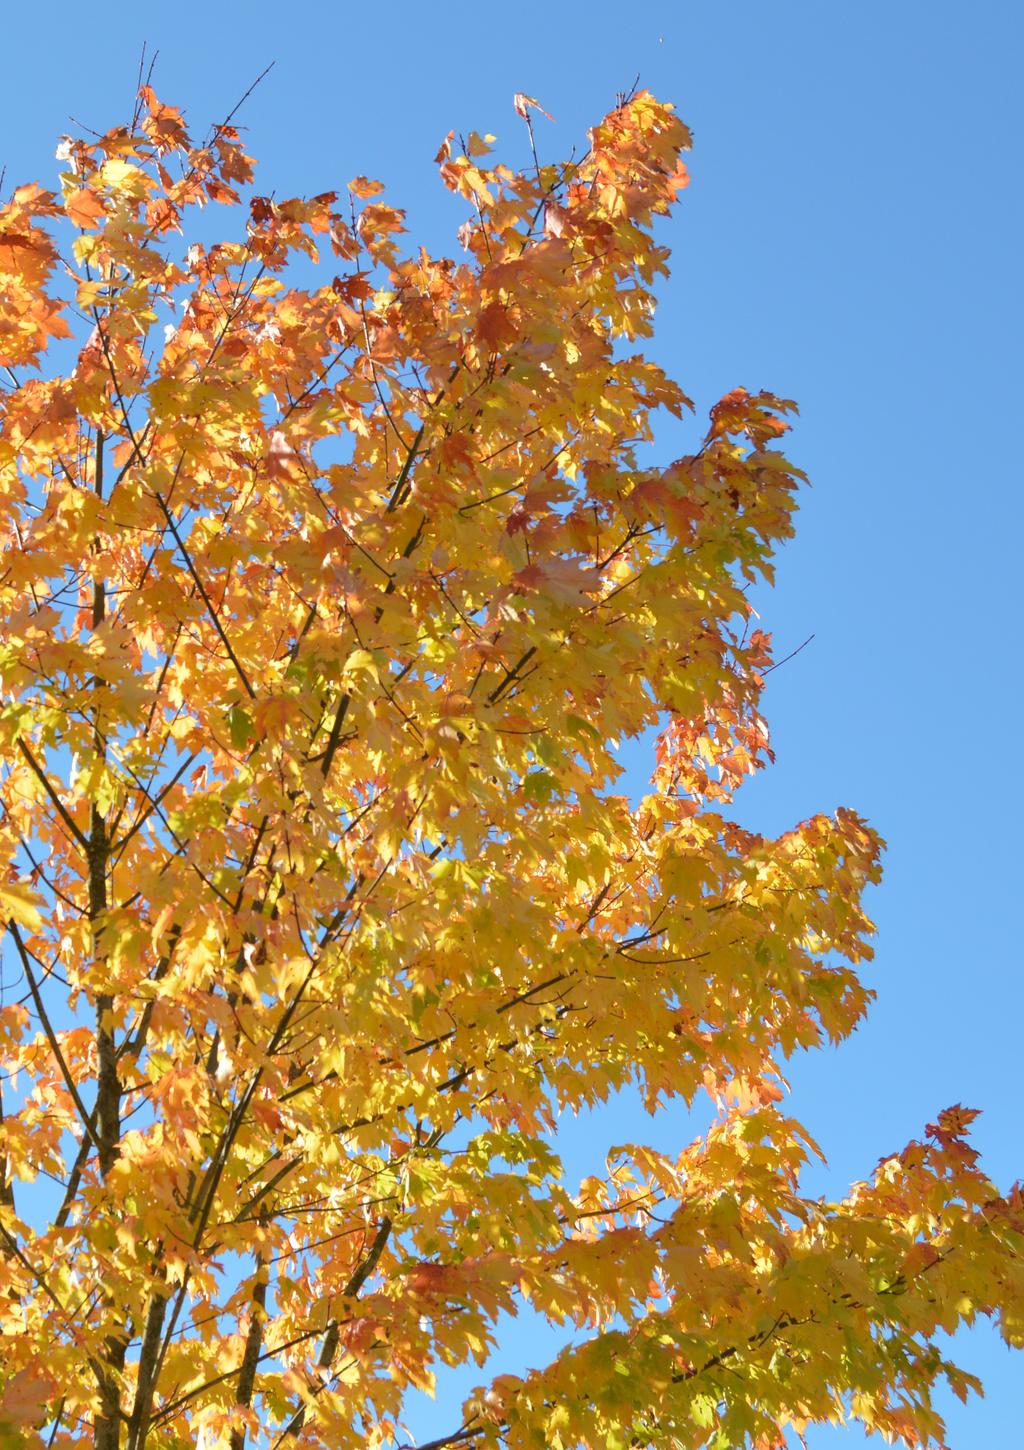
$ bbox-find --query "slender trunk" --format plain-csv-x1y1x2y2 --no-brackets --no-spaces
124,1289,168,1450
90,431,126,1450
0,1080,17,1314
92,813,118,1179
229,1257,269,1450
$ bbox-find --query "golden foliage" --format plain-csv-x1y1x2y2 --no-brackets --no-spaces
0,82,1018,1450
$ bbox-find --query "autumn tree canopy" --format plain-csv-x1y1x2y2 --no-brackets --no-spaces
0,80,1020,1450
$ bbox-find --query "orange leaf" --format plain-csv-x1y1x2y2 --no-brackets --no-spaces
348,175,385,199
64,188,106,228
513,92,554,122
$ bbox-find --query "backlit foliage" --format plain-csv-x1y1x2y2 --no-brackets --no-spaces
0,82,1020,1449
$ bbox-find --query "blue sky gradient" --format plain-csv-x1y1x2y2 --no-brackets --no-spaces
1,2,1020,1443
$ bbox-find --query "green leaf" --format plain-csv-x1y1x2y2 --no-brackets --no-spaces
565,712,602,744
523,770,555,804
227,704,254,750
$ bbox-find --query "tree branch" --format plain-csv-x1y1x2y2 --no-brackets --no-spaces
277,1216,392,1440
15,738,88,850
5,920,102,1153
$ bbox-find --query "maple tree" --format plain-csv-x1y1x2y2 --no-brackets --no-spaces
0,75,1020,1450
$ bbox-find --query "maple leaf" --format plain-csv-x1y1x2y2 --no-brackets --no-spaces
0,880,44,934
139,86,189,152
513,92,554,121
348,174,385,198
475,299,517,351
64,186,107,228
543,200,570,238
0,1363,55,1436
514,558,603,606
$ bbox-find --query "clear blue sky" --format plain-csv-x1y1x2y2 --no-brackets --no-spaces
3,2,1021,1443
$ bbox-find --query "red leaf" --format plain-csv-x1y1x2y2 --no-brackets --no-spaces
514,558,601,606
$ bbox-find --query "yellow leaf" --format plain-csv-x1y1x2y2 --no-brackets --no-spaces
0,881,43,934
